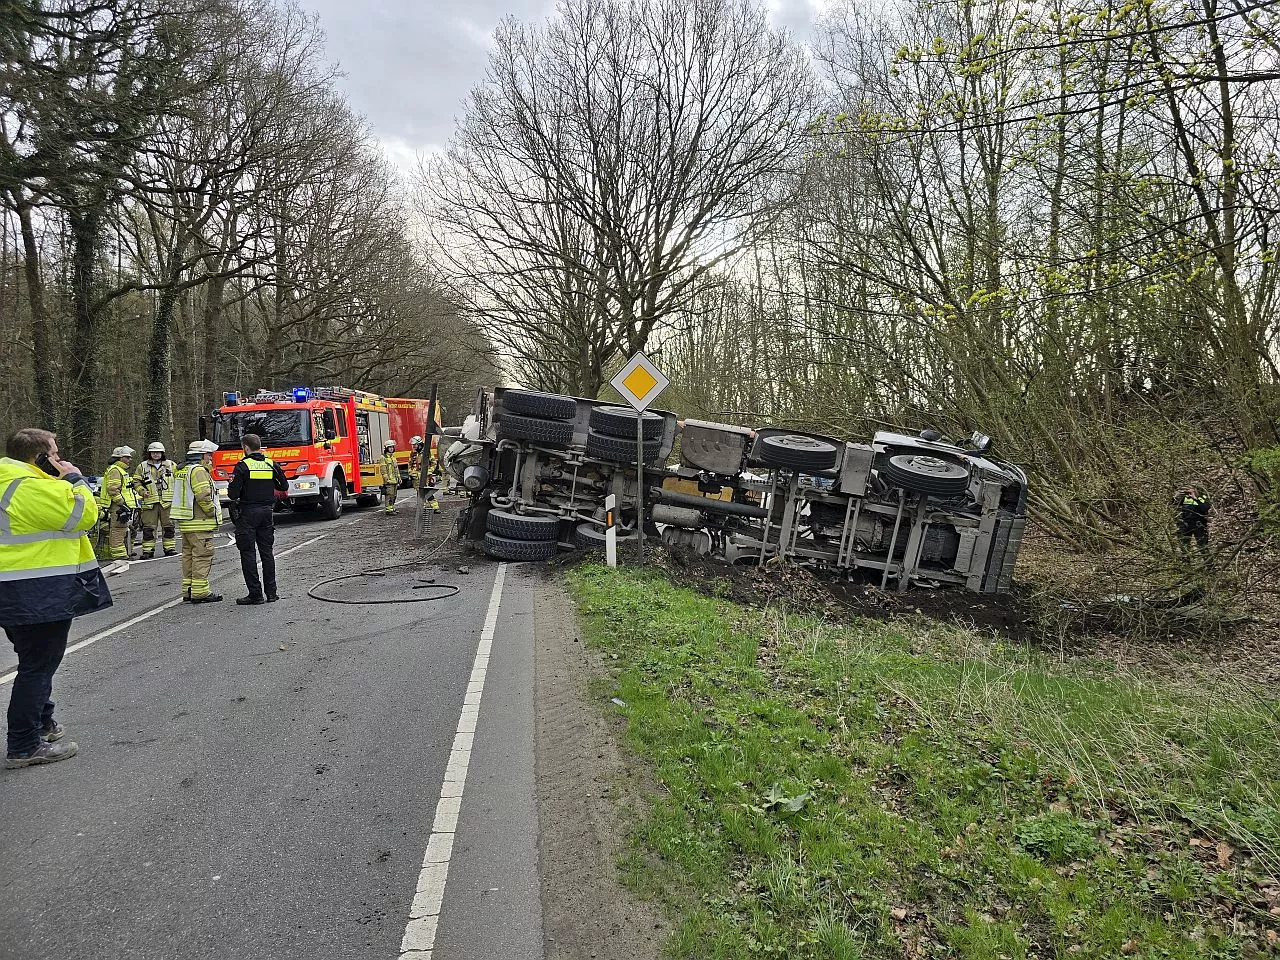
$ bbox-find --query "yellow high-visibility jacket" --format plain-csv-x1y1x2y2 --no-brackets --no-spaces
135,459,176,507
0,457,112,626
99,460,139,510
380,453,399,485
171,462,222,532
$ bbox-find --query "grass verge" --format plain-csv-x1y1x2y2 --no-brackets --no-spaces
566,564,1280,959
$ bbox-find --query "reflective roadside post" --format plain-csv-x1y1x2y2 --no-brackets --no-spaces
605,493,617,568
608,352,669,565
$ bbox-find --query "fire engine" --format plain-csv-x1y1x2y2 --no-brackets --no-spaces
209,387,399,519
386,397,442,482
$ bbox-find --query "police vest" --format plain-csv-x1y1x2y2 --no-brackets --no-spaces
171,463,222,531
237,454,280,505
0,458,112,626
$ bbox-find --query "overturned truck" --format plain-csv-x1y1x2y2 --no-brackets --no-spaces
441,388,1028,593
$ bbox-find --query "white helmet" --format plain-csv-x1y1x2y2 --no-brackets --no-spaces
112,445,135,459
187,440,217,456
410,435,422,445
384,440,396,451
147,441,166,455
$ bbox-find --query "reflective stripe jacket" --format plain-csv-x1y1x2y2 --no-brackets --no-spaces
171,462,222,532
99,460,139,510
135,459,176,507
228,453,288,505
0,457,113,626
380,453,399,485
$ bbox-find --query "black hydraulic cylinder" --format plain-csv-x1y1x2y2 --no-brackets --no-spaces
649,486,769,519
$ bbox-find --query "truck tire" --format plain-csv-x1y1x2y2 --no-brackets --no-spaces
757,434,839,472
501,390,578,421
585,428,662,465
486,508,561,542
881,454,970,496
319,478,344,520
497,412,575,446
483,532,559,561
589,405,664,441
574,522,638,547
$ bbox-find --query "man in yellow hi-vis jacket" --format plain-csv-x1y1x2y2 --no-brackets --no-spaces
172,440,222,603
1,428,112,768
135,441,177,558
380,441,399,515
99,445,140,574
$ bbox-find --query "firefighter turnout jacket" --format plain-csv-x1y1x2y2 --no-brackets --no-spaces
171,461,222,532
228,453,288,505
135,458,176,506
0,457,112,626
380,452,399,485
99,459,139,511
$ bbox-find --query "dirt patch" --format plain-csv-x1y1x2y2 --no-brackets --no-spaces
532,577,667,960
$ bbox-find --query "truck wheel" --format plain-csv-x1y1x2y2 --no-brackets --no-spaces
757,434,839,472
486,508,562,542
498,412,575,446
574,522,638,547
319,481,344,520
355,489,382,508
589,405,664,441
483,532,558,561
584,428,662,465
501,390,578,421
881,454,970,496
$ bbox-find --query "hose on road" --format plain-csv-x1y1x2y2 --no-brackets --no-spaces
307,534,461,605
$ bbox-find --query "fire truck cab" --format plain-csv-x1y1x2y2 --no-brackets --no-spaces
210,387,391,519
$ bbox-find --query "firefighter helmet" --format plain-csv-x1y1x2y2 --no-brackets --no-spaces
384,441,396,452
111,445,135,459
186,440,217,456
410,435,422,446
147,441,166,455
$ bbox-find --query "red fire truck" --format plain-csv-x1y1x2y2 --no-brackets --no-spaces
209,387,400,519
386,397,442,482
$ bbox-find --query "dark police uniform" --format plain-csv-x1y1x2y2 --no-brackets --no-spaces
228,452,288,602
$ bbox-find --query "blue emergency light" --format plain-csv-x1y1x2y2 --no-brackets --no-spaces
224,392,239,405
292,387,311,402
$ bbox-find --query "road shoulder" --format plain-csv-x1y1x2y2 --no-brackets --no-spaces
533,575,666,960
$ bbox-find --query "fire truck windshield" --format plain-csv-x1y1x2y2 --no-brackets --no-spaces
214,410,311,450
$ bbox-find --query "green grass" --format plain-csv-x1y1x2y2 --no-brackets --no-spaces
566,564,1280,959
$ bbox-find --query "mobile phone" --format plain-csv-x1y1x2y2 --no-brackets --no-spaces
35,452,60,477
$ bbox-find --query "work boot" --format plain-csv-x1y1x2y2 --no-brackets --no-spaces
5,740,78,769
190,594,223,604
164,548,177,557
41,721,65,743
266,594,279,603
236,595,265,606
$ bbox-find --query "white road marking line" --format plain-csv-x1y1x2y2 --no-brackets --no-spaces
399,562,507,958
0,530,334,686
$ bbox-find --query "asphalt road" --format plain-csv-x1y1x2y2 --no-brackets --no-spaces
0,495,542,960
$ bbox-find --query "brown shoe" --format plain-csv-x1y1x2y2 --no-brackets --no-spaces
6,740,78,769
41,721,65,743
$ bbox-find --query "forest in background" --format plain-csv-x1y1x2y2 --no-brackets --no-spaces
0,0,497,467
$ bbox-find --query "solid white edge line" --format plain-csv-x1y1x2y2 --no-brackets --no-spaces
399,561,507,958
0,529,336,686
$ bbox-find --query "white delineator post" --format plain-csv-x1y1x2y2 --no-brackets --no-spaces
605,493,617,568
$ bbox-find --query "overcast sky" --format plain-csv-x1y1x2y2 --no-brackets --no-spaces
297,0,830,174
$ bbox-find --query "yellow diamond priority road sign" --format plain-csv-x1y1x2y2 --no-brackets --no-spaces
610,352,669,412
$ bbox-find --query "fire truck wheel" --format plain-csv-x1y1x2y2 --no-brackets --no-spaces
584,429,663,465
588,405,665,441
486,508,562,542
757,434,840,472
501,390,578,421
355,489,382,508
574,522,638,547
497,412,576,446
319,481,344,520
483,532,559,561
881,454,970,496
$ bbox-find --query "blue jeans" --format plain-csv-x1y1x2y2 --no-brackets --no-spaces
5,619,70,755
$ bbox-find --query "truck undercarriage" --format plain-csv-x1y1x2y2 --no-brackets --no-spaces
443,388,1027,594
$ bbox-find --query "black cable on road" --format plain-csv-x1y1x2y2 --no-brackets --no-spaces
307,535,461,605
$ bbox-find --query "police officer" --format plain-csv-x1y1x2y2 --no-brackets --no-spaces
99,445,140,574
135,441,177,558
172,440,222,603
380,440,400,515
1173,484,1211,553
1,428,112,767
227,432,287,605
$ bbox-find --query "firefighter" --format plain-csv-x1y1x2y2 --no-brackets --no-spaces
381,440,400,514
408,435,424,486
172,440,222,603
99,445,140,574
1173,484,1212,553
227,432,288,605
135,441,177,558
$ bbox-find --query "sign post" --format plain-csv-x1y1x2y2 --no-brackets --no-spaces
604,494,617,568
608,352,670,564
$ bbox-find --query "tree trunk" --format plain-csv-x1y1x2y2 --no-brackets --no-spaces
11,188,55,428
67,208,100,468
